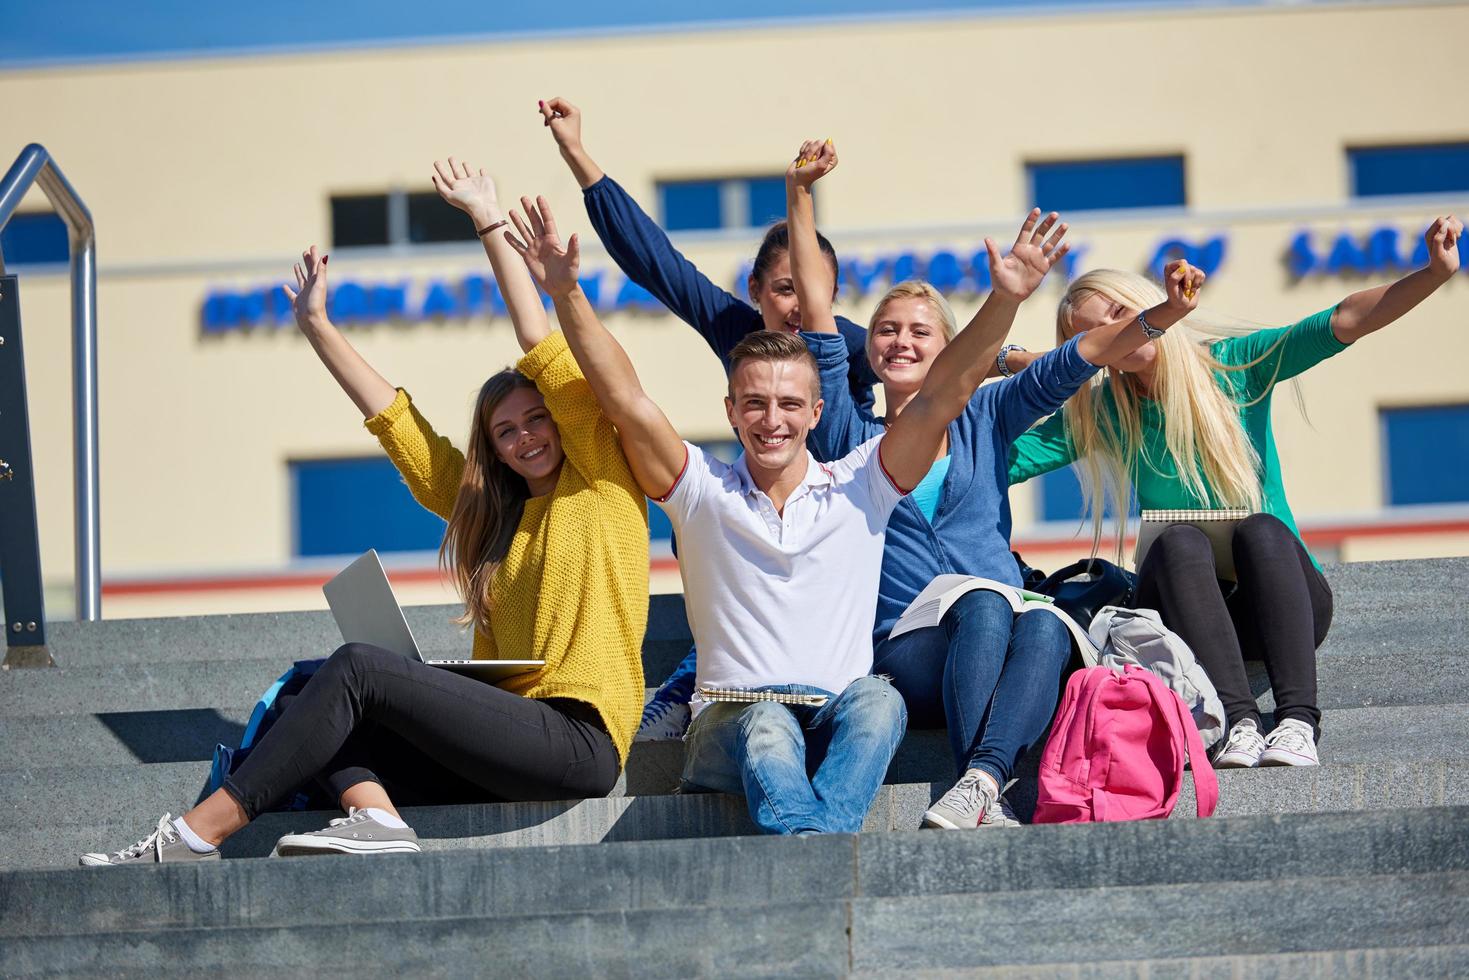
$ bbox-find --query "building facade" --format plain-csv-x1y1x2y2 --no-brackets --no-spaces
3,1,1467,617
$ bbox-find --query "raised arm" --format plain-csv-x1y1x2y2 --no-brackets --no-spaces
786,138,840,334
505,195,687,500
431,156,551,353
880,214,1072,489
540,96,750,354
1330,215,1461,343
282,246,397,418
1075,259,1203,365
539,97,606,190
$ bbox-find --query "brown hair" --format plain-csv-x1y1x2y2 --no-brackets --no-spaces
438,369,542,637
727,330,821,402
749,220,840,300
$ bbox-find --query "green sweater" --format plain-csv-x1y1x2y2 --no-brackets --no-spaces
1008,307,1348,566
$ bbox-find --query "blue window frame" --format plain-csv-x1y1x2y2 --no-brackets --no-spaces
657,176,790,232
1349,143,1469,198
745,176,787,228
1027,156,1186,213
1381,404,1469,505
1036,466,1137,524
292,457,446,558
658,180,724,232
0,211,68,265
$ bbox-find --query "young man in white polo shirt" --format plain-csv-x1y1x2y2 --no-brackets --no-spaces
504,178,1068,833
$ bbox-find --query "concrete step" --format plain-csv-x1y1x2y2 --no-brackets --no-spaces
2,698,1464,780
2,815,1464,973
8,806,1464,935
24,593,695,674
950,947,1469,979
4,643,1463,722
6,761,1468,871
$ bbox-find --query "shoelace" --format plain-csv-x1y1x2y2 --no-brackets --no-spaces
1222,723,1264,754
327,808,369,829
112,813,178,862
940,772,992,814
640,694,683,725
1266,723,1312,753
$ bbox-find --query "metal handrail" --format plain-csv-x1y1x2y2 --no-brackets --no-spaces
0,144,100,621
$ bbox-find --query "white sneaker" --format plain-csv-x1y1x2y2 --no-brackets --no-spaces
272,808,421,856
635,696,691,742
1260,718,1319,767
980,794,1021,828
922,769,998,830
1213,718,1266,769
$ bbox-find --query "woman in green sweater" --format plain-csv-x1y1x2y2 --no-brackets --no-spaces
1006,215,1461,768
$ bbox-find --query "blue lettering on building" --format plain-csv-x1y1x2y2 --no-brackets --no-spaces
1288,223,1463,278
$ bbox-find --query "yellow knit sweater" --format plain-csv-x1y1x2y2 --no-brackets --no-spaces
364,332,649,764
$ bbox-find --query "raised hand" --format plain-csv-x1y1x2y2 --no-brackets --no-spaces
506,195,581,298
1162,258,1206,316
985,209,1070,303
538,97,583,153
1426,215,1463,280
282,245,329,333
787,138,838,189
430,157,500,226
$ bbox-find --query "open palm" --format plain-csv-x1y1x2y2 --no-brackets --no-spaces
431,157,498,221
282,245,328,331
987,209,1070,302
507,195,580,298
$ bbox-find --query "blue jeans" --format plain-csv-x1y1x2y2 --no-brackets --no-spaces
874,590,1070,786
680,676,907,835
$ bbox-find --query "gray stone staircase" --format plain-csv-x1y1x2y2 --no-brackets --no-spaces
2,557,1467,976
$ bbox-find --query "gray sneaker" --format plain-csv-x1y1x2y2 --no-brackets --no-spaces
980,794,1022,828
923,769,999,830
273,808,421,857
79,813,221,867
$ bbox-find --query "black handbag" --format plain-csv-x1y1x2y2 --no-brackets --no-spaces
1036,558,1137,629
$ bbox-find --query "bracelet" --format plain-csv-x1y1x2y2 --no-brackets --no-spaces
996,344,1026,379
1136,310,1166,340
476,219,508,238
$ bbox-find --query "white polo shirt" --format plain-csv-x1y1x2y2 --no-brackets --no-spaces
658,436,905,710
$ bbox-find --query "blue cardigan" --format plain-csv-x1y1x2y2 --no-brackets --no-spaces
804,331,1098,646
582,175,877,414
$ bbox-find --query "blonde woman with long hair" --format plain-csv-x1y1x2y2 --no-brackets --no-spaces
790,139,1205,830
1008,215,1463,770
81,159,649,866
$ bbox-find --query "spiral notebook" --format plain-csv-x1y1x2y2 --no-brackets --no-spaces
694,687,830,707
1134,509,1252,581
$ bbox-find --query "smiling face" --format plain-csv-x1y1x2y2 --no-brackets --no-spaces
724,356,823,481
747,250,842,335
867,295,951,393
1067,292,1158,374
487,385,563,496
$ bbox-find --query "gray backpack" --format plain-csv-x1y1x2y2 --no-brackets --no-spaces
1087,606,1226,750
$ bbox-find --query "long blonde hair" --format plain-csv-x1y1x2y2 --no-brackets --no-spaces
438,370,542,637
1056,269,1293,563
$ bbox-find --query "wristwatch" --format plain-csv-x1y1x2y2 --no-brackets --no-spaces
996,344,1026,378
1136,310,1166,340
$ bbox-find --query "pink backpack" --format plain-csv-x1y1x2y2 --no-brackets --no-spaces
1033,664,1219,823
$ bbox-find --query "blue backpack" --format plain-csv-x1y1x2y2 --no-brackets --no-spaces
196,658,331,810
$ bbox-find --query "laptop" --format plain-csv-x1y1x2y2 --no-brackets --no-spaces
323,550,543,683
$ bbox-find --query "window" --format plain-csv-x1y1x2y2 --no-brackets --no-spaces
1349,143,1469,198
1027,156,1186,213
1035,466,1136,524
330,190,476,248
406,192,477,244
292,457,446,558
0,211,68,265
1380,404,1469,505
657,176,793,232
330,195,390,248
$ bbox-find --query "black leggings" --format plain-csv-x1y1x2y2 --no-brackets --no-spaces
222,642,619,819
1135,514,1333,733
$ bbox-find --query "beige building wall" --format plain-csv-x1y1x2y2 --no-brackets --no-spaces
2,2,1466,616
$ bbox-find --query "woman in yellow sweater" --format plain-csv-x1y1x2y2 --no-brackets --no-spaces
81,158,649,866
